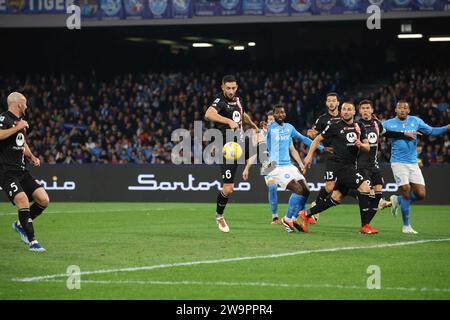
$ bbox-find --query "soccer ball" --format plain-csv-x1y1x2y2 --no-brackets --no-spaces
223,142,243,161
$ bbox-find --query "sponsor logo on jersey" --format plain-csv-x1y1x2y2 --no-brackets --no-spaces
232,111,241,123
16,133,25,147
368,132,378,144
346,132,357,143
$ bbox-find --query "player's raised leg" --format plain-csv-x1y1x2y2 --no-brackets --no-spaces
12,191,46,252
30,187,50,220
286,179,310,233
216,181,233,233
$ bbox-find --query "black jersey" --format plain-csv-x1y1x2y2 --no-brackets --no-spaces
312,112,341,144
0,111,26,171
312,112,341,165
320,119,368,166
209,93,247,143
357,118,382,169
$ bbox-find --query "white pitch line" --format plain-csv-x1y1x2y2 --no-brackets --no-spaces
12,238,450,283
37,279,450,293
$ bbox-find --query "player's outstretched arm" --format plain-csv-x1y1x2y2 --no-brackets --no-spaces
418,119,450,136
242,154,257,181
24,142,40,167
292,129,325,152
306,129,319,139
289,144,305,173
303,134,324,171
243,112,259,132
204,106,238,129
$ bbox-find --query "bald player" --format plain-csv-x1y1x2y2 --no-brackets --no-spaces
0,92,50,252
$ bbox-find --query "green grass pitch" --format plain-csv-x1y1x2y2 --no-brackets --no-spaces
1,202,449,300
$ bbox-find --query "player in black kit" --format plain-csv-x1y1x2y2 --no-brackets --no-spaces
307,92,341,204
0,92,50,252
204,75,258,233
302,102,379,234
357,100,416,210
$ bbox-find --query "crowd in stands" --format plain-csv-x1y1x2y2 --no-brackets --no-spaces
0,67,448,166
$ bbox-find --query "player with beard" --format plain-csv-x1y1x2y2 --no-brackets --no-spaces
302,102,379,234
245,105,311,233
307,92,341,205
384,100,450,234
0,92,50,252
204,75,259,233
243,110,323,227
357,100,415,211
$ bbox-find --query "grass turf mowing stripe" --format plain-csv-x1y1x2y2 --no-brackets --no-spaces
12,238,450,283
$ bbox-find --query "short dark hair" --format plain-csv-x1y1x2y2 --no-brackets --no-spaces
341,102,355,109
273,104,284,111
397,100,409,107
326,92,339,100
358,99,373,108
222,75,237,84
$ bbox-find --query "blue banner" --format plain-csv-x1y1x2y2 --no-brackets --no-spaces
365,0,390,12
172,0,192,18
265,0,290,15
78,0,101,20
123,0,146,18
243,0,264,14
389,0,414,10
218,0,242,15
194,0,217,15
340,0,365,13
414,0,445,10
0,0,448,16
312,0,341,14
146,0,171,18
291,0,314,14
99,0,124,19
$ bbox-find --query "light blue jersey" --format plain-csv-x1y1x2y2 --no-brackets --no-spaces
267,122,321,167
383,116,448,164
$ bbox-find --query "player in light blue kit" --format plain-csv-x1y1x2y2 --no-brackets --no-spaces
244,105,314,233
383,101,449,234
243,110,323,227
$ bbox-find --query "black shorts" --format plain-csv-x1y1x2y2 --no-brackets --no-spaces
359,167,384,187
334,165,368,195
1,170,43,204
323,160,337,182
221,161,239,184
